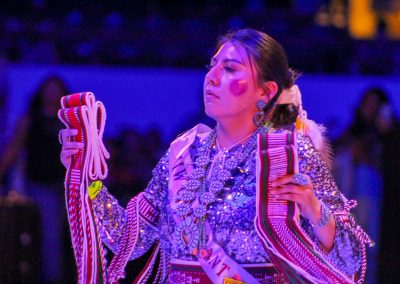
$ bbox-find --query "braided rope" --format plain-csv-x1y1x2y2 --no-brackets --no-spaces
107,195,140,283
347,202,373,284
106,191,163,283
255,132,354,284
161,241,170,283
58,92,109,283
133,242,161,284
59,92,169,283
337,199,373,284
67,185,84,280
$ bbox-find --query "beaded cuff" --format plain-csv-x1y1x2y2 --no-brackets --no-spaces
316,202,332,227
310,202,332,228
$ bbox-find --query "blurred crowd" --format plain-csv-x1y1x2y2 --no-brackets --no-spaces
0,75,167,283
105,126,166,207
333,87,400,283
1,0,400,75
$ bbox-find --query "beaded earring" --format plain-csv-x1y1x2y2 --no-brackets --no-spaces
253,99,267,126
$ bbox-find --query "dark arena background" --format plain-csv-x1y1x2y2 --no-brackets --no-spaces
0,1,399,283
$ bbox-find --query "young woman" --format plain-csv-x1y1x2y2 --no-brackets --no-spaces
1,75,69,283
60,29,371,283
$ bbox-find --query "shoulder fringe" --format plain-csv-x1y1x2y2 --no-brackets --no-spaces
295,114,333,169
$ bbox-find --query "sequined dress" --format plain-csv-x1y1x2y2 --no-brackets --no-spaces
92,125,364,281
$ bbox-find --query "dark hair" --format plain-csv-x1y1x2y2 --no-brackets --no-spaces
28,75,69,117
360,87,388,106
349,86,390,134
217,29,300,126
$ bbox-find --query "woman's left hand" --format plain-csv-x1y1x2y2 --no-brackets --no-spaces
270,173,335,252
270,174,320,224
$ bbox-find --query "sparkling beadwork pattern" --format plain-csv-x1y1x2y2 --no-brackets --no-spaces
93,126,364,276
185,180,201,191
92,186,159,260
177,190,196,202
174,217,200,251
208,180,225,194
192,167,206,179
92,187,127,252
193,205,208,218
200,191,216,205
176,203,192,217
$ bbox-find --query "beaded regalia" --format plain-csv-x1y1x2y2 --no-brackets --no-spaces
58,92,109,283
254,131,354,283
59,93,164,283
65,113,373,284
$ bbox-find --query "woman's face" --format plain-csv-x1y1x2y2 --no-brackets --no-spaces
360,93,381,122
42,79,65,113
203,41,264,122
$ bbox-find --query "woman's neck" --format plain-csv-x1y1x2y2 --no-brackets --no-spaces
215,119,257,150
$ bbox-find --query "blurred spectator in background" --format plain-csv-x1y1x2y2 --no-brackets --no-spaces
333,86,398,284
0,75,70,283
377,92,400,283
104,126,166,282
106,126,165,207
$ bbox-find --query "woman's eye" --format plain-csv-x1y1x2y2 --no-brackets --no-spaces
224,66,236,72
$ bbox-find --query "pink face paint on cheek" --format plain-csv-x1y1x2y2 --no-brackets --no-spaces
229,79,248,96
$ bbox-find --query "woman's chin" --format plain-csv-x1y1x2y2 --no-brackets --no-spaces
204,107,219,120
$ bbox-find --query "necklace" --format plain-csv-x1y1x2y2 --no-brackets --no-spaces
173,122,272,255
211,130,256,179
216,131,255,153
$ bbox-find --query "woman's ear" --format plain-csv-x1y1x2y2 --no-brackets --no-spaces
263,81,278,100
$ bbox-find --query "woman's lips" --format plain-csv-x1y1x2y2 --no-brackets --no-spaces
205,89,219,100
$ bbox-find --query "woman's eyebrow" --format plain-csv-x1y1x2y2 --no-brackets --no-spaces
210,57,244,65
223,58,244,65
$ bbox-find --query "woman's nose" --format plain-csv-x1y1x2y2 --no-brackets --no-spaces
206,66,221,86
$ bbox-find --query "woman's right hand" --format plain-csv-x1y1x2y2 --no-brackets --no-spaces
60,129,84,169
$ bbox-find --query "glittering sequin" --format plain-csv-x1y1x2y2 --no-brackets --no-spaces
92,126,364,276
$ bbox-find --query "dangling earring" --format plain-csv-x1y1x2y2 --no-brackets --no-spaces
253,99,267,126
